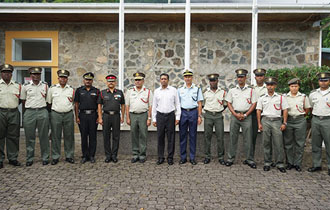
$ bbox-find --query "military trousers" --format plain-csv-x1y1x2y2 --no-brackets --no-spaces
79,112,97,159
130,112,148,160
102,112,120,159
283,115,306,167
262,118,285,168
156,111,175,159
204,111,224,160
23,108,49,162
228,114,254,164
0,108,20,163
311,116,330,169
50,110,75,160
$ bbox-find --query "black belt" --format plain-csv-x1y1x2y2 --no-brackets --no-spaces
0,107,18,112
288,115,305,120
181,107,197,112
313,115,330,120
104,110,119,115
130,111,147,114
157,111,174,116
263,116,282,121
205,110,223,115
235,110,247,114
52,110,72,114
80,110,96,114
26,107,46,111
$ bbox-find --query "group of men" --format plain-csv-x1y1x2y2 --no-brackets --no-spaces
1,63,330,176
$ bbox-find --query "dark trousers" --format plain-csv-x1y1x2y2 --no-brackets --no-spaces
179,109,198,160
78,112,97,159
102,112,120,159
156,111,175,159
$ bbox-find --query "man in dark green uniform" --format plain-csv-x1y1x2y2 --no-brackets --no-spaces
0,64,21,169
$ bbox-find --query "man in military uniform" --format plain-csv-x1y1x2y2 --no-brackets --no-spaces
98,74,125,163
0,64,21,169
47,70,75,165
283,78,311,172
202,73,226,165
74,72,100,164
251,68,267,160
256,77,288,173
126,72,153,163
308,72,330,176
21,67,50,166
178,69,203,165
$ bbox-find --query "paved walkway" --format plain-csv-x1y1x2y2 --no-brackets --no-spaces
1,134,330,210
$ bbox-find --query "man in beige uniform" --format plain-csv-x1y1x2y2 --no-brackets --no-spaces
21,67,50,166
47,70,75,165
0,64,21,169
126,72,153,163
283,78,311,172
203,73,226,165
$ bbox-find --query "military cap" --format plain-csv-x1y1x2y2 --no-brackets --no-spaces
83,72,94,80
133,72,145,80
0,64,14,72
265,77,278,85
235,69,248,77
317,72,330,81
28,67,42,74
207,73,219,81
253,68,266,76
57,69,70,77
288,78,300,85
183,69,193,76
106,74,117,82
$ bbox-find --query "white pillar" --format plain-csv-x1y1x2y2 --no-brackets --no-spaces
251,0,258,85
185,0,191,70
118,0,124,90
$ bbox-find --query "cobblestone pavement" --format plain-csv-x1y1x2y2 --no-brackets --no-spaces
1,134,330,210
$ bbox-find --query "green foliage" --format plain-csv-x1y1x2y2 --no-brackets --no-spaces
321,16,330,48
266,65,330,95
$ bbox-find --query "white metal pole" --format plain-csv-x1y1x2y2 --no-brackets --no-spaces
319,28,322,67
185,0,191,70
119,0,124,90
251,0,258,85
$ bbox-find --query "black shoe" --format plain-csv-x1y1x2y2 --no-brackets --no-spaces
90,157,95,163
131,157,139,163
65,158,74,164
295,165,302,172
190,159,197,165
219,159,225,165
203,158,210,164
139,159,145,163
0,162,3,169
167,158,174,165
278,167,286,173
26,161,33,167
156,158,165,165
271,162,276,167
105,157,112,163
263,166,271,171
112,157,118,163
179,159,187,164
248,163,257,169
9,160,21,167
225,161,233,167
42,161,49,165
328,169,330,176
242,160,248,165
308,167,322,172
51,159,59,165
81,158,88,164
286,163,294,170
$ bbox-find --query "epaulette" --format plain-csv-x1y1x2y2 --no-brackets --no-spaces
247,85,253,89
259,94,265,98
42,81,48,85
50,85,56,88
23,82,29,86
14,81,19,84
310,89,317,94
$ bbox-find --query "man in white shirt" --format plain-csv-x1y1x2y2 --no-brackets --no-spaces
152,73,181,165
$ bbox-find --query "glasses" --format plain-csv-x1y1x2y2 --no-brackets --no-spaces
135,79,142,81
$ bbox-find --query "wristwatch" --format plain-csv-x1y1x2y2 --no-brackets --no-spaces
244,114,247,118
148,117,151,120
282,122,287,126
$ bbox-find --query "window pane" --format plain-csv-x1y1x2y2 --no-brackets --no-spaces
14,39,52,61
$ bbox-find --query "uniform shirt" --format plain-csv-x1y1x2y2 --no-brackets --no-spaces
203,87,227,112
285,91,311,117
309,88,330,116
178,83,203,109
152,85,181,122
74,86,100,111
47,84,75,113
256,92,289,117
97,88,125,112
0,79,20,109
226,84,257,112
126,86,153,113
254,84,267,99
21,81,48,108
